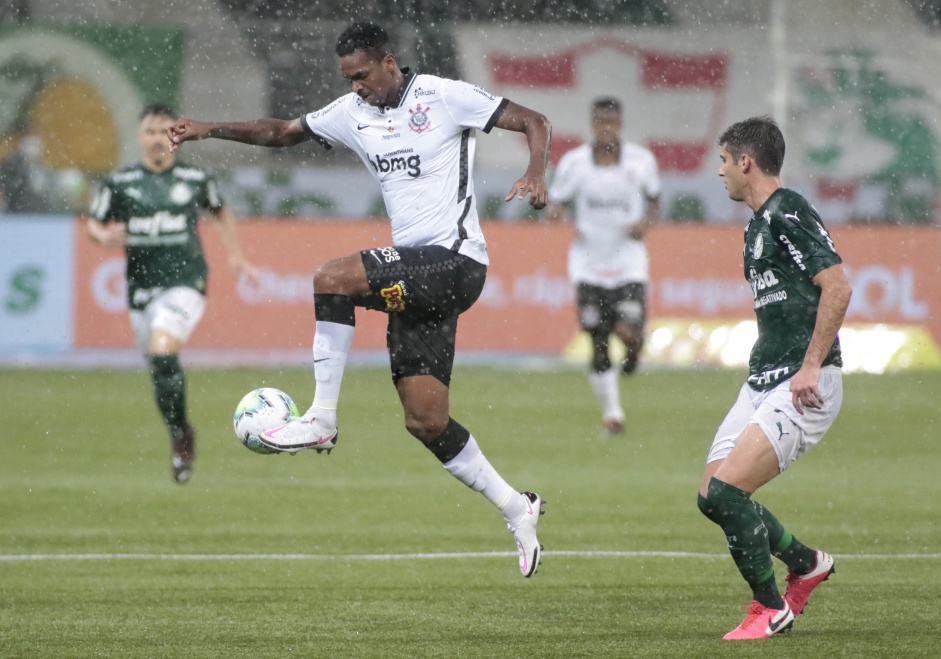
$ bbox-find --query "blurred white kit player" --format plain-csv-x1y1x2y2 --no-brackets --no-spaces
548,97,661,435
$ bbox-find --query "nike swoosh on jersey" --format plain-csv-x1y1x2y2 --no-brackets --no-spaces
357,123,369,130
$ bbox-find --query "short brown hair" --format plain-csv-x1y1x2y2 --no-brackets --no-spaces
718,116,785,176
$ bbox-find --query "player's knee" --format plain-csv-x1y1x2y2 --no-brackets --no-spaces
313,261,344,294
405,412,449,442
423,417,470,463
591,346,611,373
697,492,719,524
149,353,181,377
313,254,368,297
699,477,750,526
624,334,644,353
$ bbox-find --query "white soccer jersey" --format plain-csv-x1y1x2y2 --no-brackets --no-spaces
549,142,661,287
303,71,507,265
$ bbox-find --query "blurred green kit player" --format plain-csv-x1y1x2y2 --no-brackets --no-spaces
85,104,258,484
700,116,853,640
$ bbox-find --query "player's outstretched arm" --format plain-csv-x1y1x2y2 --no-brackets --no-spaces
495,102,552,209
789,263,852,413
167,117,310,153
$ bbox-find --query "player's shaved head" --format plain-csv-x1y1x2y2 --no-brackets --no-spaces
335,21,391,62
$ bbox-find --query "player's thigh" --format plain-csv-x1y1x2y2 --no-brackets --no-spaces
360,245,485,318
712,423,783,493
148,286,206,346
612,282,646,330
706,382,759,465
387,312,459,387
755,366,843,471
575,283,612,333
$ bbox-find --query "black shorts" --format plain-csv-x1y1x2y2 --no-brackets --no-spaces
360,245,487,385
576,282,646,334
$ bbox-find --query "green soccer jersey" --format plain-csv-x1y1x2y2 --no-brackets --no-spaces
90,161,223,310
743,188,843,390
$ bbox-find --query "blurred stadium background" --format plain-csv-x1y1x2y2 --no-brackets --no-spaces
2,0,941,370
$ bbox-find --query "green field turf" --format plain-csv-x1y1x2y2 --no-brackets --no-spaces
1,365,939,658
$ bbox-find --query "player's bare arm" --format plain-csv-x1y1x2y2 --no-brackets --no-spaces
208,206,261,285
85,216,127,248
167,117,311,152
630,196,661,240
789,263,853,413
495,101,552,209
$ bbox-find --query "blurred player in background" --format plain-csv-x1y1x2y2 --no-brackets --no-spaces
0,123,51,213
699,116,852,640
166,22,551,577
86,104,259,484
546,97,661,436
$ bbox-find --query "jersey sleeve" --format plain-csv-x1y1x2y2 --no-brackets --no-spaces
301,96,349,150
439,78,507,133
548,150,578,204
773,205,842,278
89,177,119,221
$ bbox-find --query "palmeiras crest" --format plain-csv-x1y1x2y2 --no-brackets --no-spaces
752,233,764,260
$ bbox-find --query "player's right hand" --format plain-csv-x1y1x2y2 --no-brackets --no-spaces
505,174,549,210
89,221,127,248
166,119,206,153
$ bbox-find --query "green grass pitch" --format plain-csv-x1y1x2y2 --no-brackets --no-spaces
1,365,939,657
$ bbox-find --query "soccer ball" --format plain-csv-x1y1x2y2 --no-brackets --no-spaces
233,388,300,455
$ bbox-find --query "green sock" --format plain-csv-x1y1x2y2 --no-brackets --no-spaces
150,354,187,434
750,500,818,575
700,478,782,609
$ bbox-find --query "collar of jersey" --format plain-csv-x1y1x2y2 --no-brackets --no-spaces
380,67,417,113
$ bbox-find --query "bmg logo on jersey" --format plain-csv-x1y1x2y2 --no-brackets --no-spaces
370,151,422,178
381,281,407,312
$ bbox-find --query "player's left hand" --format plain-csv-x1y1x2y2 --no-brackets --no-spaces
505,174,548,210
789,365,823,415
231,256,261,286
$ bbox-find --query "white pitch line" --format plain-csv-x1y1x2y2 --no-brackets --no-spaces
1,550,939,562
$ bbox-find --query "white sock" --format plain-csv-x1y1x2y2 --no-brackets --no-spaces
588,367,623,420
307,321,355,425
443,435,526,522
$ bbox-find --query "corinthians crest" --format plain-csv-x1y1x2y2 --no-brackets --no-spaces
408,104,431,133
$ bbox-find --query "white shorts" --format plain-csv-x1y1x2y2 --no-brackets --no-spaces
129,286,206,353
706,365,843,473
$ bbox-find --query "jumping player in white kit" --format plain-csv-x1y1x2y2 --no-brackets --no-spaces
167,21,552,577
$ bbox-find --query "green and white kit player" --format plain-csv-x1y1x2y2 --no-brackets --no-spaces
743,187,843,391
698,116,853,640
86,104,258,484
